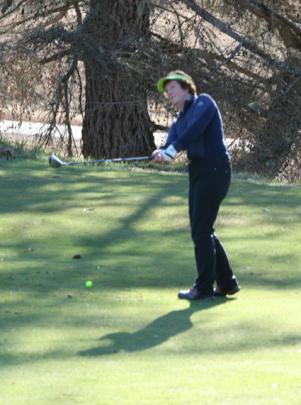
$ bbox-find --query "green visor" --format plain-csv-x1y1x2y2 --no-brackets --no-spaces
157,73,191,93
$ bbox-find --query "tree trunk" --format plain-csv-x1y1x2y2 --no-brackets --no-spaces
82,0,155,158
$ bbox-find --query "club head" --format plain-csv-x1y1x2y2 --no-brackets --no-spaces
49,154,64,168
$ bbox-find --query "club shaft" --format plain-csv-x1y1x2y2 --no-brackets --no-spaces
50,154,151,167
67,156,151,165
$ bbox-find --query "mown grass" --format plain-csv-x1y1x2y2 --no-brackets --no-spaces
0,158,300,404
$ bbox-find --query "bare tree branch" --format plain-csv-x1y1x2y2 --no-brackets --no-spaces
236,0,301,38
39,58,78,148
181,0,301,76
40,50,72,65
72,0,83,25
0,0,27,21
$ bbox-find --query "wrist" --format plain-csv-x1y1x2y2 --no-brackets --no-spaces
164,144,177,159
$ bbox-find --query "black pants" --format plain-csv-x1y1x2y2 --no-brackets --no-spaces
188,156,237,295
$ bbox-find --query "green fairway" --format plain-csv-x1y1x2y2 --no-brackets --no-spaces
0,159,300,404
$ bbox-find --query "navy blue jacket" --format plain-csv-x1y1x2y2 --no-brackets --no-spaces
163,94,229,162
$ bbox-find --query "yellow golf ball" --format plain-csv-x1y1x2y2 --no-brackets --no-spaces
85,280,93,288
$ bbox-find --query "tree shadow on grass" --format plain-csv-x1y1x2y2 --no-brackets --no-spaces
78,297,231,357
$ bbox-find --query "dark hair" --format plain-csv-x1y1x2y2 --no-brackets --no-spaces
178,80,196,95
163,70,197,95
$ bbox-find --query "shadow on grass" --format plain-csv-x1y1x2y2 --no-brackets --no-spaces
0,162,301,336
1,161,301,297
78,297,230,356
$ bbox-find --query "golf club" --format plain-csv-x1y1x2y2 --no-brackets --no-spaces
49,153,152,168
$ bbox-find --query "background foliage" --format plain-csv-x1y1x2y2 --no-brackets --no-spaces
0,1,300,179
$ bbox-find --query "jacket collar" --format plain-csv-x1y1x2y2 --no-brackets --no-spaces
179,95,197,117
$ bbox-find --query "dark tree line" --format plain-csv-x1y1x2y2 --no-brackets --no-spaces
0,1,300,179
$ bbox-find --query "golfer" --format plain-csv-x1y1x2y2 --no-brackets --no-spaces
153,70,240,300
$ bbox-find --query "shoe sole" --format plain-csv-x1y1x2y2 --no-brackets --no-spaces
214,286,240,297
228,287,240,295
178,293,214,300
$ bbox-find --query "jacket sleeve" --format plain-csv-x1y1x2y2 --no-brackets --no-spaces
173,96,216,152
161,121,178,149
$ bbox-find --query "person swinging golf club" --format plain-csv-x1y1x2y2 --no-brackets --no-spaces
153,70,240,300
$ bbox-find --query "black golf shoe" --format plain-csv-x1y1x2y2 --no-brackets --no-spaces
214,284,240,297
178,287,214,300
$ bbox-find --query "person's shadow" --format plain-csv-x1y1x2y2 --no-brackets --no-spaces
78,297,231,356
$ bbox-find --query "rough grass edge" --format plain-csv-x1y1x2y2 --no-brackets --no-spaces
0,133,44,160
